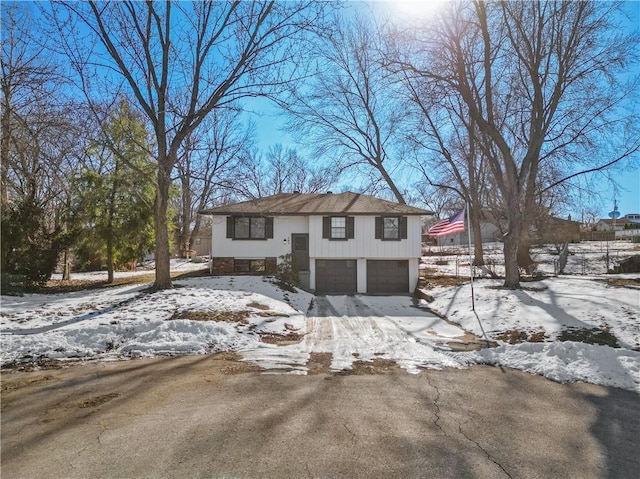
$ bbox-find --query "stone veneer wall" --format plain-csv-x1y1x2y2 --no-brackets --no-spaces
211,257,234,274
211,257,278,275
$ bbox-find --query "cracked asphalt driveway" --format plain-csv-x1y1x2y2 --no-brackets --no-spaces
2,355,639,479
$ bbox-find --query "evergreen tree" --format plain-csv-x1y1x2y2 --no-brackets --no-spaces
74,100,155,283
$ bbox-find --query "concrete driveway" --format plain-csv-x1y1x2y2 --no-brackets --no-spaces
241,294,473,373
2,355,639,479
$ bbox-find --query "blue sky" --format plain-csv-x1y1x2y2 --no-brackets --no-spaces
245,1,640,219
10,0,637,219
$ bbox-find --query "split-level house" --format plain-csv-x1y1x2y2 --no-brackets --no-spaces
199,192,432,294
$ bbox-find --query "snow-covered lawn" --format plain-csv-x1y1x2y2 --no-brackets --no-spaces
426,276,639,392
1,242,639,393
1,276,312,366
422,240,639,276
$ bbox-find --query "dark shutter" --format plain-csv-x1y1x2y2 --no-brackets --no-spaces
323,216,330,239
347,217,355,239
266,217,274,238
226,217,234,238
375,217,382,239
400,216,408,239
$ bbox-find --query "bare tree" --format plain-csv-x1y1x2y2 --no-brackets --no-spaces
284,13,407,203
51,1,330,289
391,0,639,288
1,4,87,282
398,72,490,264
175,107,251,257
234,144,338,200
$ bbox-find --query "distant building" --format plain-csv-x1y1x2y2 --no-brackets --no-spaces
625,213,640,224
174,222,212,258
595,218,631,232
535,216,581,244
191,224,212,257
425,212,580,246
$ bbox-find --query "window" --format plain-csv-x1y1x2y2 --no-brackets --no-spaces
331,216,346,239
227,216,273,240
383,217,400,240
234,217,250,238
233,259,266,273
322,216,355,240
375,216,407,240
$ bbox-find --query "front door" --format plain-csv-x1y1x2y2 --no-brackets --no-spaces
291,234,309,271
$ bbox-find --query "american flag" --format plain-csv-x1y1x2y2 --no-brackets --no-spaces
428,209,465,237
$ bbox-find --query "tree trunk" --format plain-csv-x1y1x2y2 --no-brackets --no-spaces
558,242,569,274
503,233,520,289
153,164,172,290
62,249,71,281
189,215,202,257
106,236,114,284
378,163,405,204
503,207,522,289
470,203,485,266
1,81,11,208
180,174,191,259
517,234,534,275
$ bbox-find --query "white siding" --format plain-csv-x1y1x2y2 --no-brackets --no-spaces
408,258,419,292
211,213,423,293
308,215,422,258
357,258,367,293
210,215,308,259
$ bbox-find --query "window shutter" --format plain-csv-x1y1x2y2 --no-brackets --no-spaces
375,217,382,239
266,217,274,238
347,217,355,239
400,216,408,239
323,216,330,239
226,217,234,238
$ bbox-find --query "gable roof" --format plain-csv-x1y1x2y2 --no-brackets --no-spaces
199,192,433,216
597,218,630,226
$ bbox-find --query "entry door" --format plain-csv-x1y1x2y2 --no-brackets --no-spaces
291,234,309,271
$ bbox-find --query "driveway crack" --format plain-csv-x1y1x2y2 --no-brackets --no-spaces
458,424,512,479
426,375,448,437
343,423,357,445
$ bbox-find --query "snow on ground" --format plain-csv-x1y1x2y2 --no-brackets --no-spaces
426,277,640,391
242,295,472,375
2,241,639,392
1,276,312,365
422,241,640,392
428,276,639,349
422,240,638,277
50,258,208,282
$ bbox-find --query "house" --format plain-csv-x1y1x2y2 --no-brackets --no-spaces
426,211,580,247
199,192,432,294
425,219,500,247
190,224,212,257
624,213,640,224
535,216,581,244
424,208,501,247
595,218,631,232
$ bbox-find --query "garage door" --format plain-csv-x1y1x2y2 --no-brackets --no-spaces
367,260,409,294
316,260,357,294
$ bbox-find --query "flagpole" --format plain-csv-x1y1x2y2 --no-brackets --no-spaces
466,202,475,311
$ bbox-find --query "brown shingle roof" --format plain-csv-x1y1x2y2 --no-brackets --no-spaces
199,192,432,216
